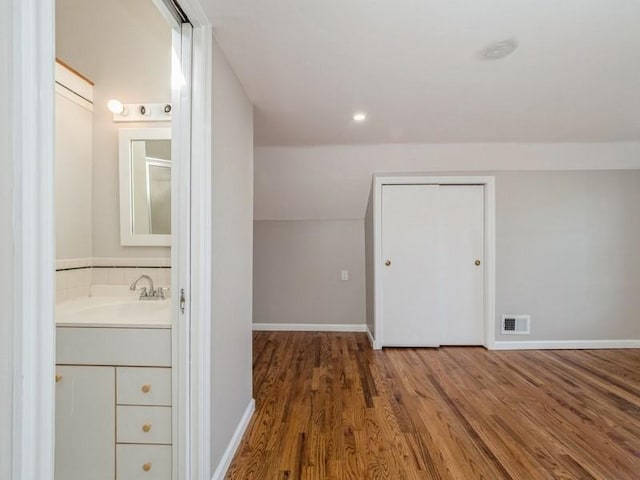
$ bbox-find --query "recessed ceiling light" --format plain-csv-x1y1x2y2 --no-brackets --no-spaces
353,112,367,122
480,38,518,60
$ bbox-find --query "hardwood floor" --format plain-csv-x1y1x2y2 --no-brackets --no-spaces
226,332,640,479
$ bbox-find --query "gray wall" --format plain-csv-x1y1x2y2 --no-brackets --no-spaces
495,170,640,341
56,0,171,260
254,144,640,342
210,39,254,470
0,2,13,474
253,220,365,326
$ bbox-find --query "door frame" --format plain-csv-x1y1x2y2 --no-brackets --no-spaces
8,1,214,479
371,174,496,350
169,2,216,478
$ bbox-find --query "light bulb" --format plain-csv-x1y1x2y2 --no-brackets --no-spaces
353,112,367,122
107,99,125,115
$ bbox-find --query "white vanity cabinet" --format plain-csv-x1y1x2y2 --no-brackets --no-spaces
56,326,172,480
55,366,115,480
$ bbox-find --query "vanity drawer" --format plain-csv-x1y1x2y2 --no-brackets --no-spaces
117,406,171,444
117,444,171,480
117,367,171,406
57,327,171,366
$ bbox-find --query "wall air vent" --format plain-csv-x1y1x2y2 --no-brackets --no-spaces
501,315,530,335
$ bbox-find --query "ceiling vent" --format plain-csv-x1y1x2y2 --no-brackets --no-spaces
501,315,530,335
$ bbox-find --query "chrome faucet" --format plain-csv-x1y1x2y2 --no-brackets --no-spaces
130,274,165,300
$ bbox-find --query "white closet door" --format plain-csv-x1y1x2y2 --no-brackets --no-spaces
381,185,442,346
439,185,484,345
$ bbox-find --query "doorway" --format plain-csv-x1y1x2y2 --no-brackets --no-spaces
8,0,213,478
54,1,189,479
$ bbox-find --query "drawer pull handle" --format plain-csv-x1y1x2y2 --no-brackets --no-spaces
142,462,152,472
55,375,62,383
142,423,152,433
141,384,151,393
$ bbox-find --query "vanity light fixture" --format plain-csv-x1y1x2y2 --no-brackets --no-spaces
107,99,127,115
353,112,367,122
110,102,172,122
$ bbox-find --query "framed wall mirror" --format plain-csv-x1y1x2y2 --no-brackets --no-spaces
119,128,172,246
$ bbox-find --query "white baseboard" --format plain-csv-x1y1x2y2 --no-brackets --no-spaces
365,326,383,350
366,326,374,347
211,398,255,480
252,323,367,332
492,339,640,350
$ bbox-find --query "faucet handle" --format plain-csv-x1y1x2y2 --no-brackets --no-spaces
140,287,148,297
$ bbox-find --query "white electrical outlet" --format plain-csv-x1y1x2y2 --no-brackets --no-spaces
340,270,349,281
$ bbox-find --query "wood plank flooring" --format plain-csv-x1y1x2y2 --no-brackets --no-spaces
226,332,640,479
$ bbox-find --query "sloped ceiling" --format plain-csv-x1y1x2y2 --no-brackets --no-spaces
206,0,640,146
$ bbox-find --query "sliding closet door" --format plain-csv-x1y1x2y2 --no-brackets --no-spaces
381,185,442,346
380,184,485,347
439,186,484,345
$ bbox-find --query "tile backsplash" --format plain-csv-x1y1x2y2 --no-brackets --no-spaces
91,266,171,287
56,267,92,303
55,257,171,304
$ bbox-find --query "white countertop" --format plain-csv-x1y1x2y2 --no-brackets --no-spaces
56,290,171,329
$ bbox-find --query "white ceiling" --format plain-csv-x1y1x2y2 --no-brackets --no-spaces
204,0,640,146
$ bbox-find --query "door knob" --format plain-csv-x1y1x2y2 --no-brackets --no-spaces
475,259,481,266
385,260,391,266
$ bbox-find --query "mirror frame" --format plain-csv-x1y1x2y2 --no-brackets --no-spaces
118,127,172,246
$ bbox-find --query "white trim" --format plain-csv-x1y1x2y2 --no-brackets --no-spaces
170,22,193,480
211,399,255,480
484,178,497,349
11,0,56,478
366,326,375,347
492,340,640,350
253,323,367,332
182,16,214,480
372,174,496,350
118,127,172,247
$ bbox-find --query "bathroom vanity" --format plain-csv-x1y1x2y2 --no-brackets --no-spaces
55,298,172,480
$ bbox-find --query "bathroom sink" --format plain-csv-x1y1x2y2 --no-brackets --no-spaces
56,296,171,328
